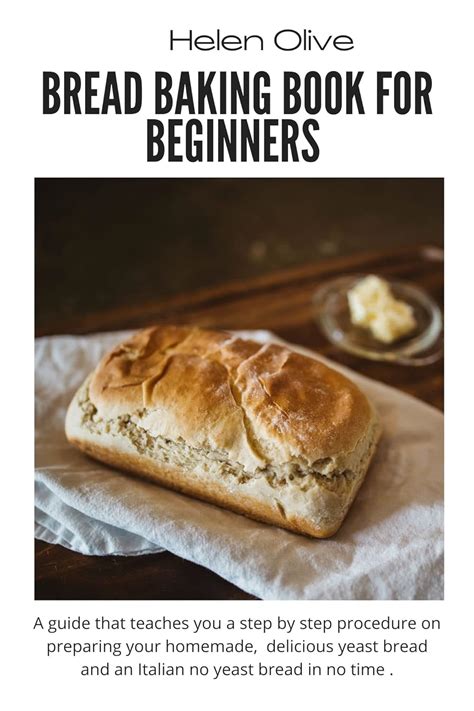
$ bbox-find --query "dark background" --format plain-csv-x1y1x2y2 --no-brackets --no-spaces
35,178,443,334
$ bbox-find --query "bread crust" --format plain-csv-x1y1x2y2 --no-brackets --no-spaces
65,326,381,538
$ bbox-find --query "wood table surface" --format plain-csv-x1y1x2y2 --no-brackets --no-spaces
35,244,444,600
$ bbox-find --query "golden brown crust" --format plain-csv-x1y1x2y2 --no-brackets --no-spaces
65,326,381,538
88,325,373,471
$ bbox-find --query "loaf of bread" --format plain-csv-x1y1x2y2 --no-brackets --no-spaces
65,326,381,537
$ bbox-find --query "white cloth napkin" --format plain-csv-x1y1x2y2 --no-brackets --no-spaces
35,329,443,600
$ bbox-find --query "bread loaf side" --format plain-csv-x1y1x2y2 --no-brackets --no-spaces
65,326,381,537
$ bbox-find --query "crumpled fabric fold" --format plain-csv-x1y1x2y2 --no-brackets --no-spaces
35,329,443,600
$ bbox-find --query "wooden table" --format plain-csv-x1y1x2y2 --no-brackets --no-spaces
35,244,444,599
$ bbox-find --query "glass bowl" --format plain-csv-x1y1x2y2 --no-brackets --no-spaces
312,275,443,366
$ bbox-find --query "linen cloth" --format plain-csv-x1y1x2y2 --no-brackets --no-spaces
35,329,443,599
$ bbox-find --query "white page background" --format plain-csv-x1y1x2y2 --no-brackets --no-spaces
2,0,472,709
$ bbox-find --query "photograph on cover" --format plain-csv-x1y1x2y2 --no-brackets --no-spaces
35,177,443,600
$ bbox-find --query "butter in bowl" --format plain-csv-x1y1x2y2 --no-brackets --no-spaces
312,274,443,365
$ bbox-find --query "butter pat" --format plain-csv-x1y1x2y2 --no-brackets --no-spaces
347,275,416,344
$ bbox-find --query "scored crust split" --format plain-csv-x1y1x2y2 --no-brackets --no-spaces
65,325,381,538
